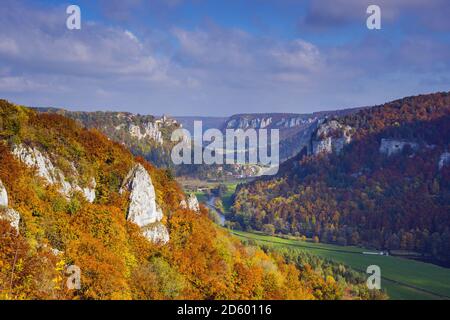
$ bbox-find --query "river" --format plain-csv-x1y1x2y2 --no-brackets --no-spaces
206,196,226,226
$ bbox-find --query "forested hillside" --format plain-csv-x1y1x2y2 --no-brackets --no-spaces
37,109,264,180
230,92,450,265
38,108,364,179
35,108,180,169
0,100,380,300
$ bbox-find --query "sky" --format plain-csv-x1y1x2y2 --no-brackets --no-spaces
0,0,449,116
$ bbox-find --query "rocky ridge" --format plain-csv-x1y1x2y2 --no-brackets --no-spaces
180,193,200,212
120,163,169,244
0,179,20,231
310,120,353,155
12,144,96,203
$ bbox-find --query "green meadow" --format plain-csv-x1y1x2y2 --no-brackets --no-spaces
231,230,450,300
195,181,450,300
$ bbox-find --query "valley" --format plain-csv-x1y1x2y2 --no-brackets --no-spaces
194,180,450,300
3,100,361,300
170,93,450,300
1,91,449,300
2,0,449,304
230,230,450,300
180,178,241,226
229,92,450,267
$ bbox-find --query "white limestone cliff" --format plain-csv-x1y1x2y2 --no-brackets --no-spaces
13,144,59,185
129,122,163,145
120,164,169,244
0,180,8,207
187,193,200,212
0,208,20,232
180,193,200,212
82,178,97,203
12,144,96,203
278,116,309,128
311,120,352,155
226,115,310,130
142,223,170,244
0,179,20,232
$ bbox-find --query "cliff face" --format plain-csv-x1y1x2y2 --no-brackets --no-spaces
120,164,169,244
0,180,7,207
129,122,163,145
311,120,353,155
226,116,273,129
180,193,200,212
0,179,20,231
12,144,96,203
223,113,320,162
224,114,317,130
187,193,200,212
142,223,170,244
35,108,182,168
224,111,360,162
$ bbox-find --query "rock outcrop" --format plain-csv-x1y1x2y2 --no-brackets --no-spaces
142,223,170,244
0,208,20,231
12,144,96,203
129,122,163,145
0,180,8,207
225,115,313,130
379,139,419,156
439,152,450,170
120,164,169,244
276,116,312,128
180,193,200,212
226,117,274,129
13,144,59,186
82,178,97,203
0,179,20,232
310,120,352,155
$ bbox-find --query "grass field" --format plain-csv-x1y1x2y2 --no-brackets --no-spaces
220,183,237,212
230,230,450,300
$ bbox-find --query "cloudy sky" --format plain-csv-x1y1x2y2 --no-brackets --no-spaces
0,0,449,116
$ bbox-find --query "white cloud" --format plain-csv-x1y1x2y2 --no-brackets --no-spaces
270,39,323,72
125,30,140,43
172,26,324,87
173,28,254,68
0,3,171,82
0,38,19,55
0,0,448,116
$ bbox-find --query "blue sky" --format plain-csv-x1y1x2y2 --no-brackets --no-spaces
0,0,449,116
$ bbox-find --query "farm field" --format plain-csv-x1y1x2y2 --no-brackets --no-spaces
217,182,237,212
231,230,450,300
